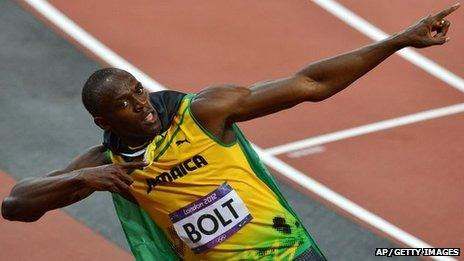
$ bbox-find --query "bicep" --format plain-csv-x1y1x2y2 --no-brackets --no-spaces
231,76,316,122
192,75,321,125
47,145,108,177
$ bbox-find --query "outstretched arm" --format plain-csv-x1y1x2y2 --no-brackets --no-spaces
191,4,459,140
1,145,143,222
295,4,457,101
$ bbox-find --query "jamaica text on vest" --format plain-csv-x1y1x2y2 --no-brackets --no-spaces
146,155,208,193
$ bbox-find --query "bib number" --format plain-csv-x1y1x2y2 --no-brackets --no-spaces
169,183,252,253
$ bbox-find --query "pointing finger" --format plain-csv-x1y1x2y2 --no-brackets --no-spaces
433,3,460,20
118,161,148,170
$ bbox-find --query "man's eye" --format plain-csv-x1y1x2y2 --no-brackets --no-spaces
120,100,129,108
136,87,144,95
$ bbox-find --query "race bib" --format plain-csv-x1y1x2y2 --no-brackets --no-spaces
169,183,252,253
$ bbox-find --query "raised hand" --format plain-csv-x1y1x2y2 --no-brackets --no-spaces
80,161,147,194
398,3,460,48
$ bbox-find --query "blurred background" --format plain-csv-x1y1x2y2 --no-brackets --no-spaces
1,0,463,260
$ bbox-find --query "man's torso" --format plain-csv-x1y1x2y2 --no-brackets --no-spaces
109,94,315,260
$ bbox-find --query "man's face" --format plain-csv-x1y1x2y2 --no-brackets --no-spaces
98,75,161,138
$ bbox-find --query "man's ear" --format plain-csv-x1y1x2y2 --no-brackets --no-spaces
94,116,111,131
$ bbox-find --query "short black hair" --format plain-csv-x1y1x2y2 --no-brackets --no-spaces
81,68,131,116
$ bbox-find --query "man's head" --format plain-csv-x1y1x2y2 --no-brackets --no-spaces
82,68,160,139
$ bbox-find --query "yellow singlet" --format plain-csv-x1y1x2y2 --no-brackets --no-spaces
109,94,320,260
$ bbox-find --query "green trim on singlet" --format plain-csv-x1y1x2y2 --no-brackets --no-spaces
188,95,237,147
112,193,180,261
232,124,326,259
103,149,112,164
152,96,191,161
154,131,168,150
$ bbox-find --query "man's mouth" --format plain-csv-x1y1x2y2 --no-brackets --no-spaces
143,111,156,123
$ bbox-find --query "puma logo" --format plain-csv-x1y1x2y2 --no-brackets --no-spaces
176,138,190,146
272,216,291,234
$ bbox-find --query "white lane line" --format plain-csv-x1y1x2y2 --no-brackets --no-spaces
265,103,464,155
311,0,464,93
25,0,449,257
287,145,326,158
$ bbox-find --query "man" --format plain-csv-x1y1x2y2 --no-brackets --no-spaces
2,4,459,260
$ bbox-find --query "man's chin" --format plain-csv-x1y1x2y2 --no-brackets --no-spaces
143,122,161,136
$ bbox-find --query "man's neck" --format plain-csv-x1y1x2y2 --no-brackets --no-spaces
119,135,154,148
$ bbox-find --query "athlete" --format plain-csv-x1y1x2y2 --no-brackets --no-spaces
2,4,459,260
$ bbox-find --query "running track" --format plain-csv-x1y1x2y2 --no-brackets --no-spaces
2,0,463,260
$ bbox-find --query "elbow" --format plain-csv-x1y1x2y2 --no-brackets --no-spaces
300,79,329,102
306,92,327,102
2,196,16,221
305,84,331,102
294,74,328,102
1,197,42,222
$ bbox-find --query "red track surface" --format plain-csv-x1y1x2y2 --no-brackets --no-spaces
8,0,464,258
281,113,464,248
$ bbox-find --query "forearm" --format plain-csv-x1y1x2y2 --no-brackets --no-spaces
1,170,94,222
296,34,407,100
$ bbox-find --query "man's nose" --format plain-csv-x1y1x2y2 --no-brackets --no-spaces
133,97,148,112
